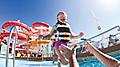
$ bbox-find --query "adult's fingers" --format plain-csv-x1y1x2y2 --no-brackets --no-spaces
55,48,62,56
55,47,69,65
72,44,78,51
59,45,72,57
59,44,70,51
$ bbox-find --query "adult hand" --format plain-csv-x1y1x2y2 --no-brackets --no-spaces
84,41,97,53
55,44,77,65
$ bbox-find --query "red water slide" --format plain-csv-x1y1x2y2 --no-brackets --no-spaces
0,32,29,41
32,22,49,30
2,21,31,32
0,21,31,41
32,22,50,36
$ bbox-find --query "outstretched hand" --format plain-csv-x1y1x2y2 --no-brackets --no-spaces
55,44,77,65
84,41,97,53
79,32,84,37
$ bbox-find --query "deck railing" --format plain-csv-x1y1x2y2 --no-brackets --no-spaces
77,25,120,54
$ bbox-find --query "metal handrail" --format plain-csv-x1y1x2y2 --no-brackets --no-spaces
5,26,18,67
79,25,120,44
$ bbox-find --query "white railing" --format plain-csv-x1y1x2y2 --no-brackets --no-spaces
77,25,120,53
5,26,18,67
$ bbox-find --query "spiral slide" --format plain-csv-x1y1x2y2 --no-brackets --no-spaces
0,21,52,48
25,22,51,47
0,32,29,41
31,22,50,36
2,21,31,32
0,21,31,41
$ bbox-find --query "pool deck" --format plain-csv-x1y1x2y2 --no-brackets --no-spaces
1,42,120,61
77,43,120,60
16,56,54,61
17,43,120,61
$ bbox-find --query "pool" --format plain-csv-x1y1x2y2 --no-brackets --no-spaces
0,58,68,67
79,56,120,67
0,56,120,67
79,58,104,67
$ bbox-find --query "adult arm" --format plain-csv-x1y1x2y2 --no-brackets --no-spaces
85,42,120,67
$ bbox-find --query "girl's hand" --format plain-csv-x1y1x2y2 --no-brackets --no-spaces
79,32,84,37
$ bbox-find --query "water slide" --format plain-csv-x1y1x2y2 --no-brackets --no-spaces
31,22,50,36
1,21,31,41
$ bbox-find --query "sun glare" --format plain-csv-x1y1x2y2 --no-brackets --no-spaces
98,0,119,10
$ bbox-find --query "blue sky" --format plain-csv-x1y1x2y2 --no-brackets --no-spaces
0,0,120,40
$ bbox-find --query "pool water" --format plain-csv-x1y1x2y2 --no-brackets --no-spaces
0,58,68,67
0,56,120,67
79,59,104,67
79,56,120,67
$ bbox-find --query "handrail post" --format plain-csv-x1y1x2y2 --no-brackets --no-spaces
5,26,18,67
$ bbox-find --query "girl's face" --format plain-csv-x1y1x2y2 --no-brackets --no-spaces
57,12,67,23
